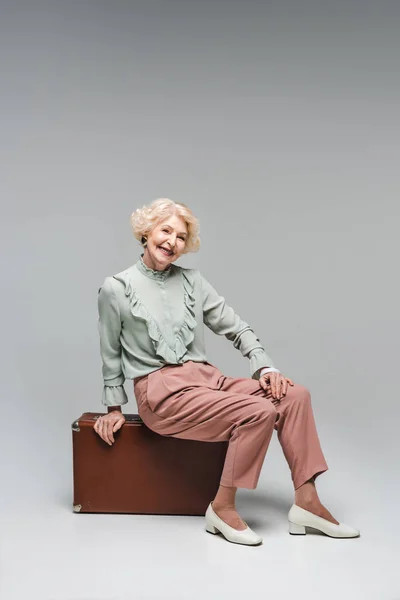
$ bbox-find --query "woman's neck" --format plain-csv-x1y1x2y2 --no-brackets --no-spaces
141,249,170,272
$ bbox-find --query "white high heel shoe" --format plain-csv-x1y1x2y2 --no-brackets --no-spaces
288,504,360,538
205,502,263,546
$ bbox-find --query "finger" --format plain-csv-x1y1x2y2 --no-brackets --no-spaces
103,420,113,445
270,373,278,399
277,376,283,399
262,378,271,398
269,373,276,398
100,419,109,444
99,418,111,445
97,418,105,441
107,422,115,444
259,376,268,391
282,377,288,396
287,378,294,386
115,417,126,432
110,418,122,438
274,374,280,399
104,419,114,444
276,374,282,399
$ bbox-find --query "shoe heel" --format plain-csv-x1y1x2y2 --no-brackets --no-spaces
289,521,306,535
206,524,219,535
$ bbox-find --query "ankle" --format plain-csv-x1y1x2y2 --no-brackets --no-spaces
212,500,236,511
295,497,319,508
295,480,319,505
212,484,237,511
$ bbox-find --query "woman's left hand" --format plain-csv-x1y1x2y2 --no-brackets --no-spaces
259,372,294,400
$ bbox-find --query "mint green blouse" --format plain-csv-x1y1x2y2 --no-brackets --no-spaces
97,254,276,406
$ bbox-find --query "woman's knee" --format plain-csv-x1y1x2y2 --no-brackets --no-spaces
241,399,278,425
291,383,311,404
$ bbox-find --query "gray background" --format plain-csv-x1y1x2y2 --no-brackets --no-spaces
1,1,399,599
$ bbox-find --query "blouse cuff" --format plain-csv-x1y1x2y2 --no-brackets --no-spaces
260,367,281,376
249,350,277,380
102,384,128,406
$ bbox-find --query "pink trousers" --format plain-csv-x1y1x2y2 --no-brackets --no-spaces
133,361,329,490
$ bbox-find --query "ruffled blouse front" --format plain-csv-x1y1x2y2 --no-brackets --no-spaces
114,256,197,364
97,254,276,406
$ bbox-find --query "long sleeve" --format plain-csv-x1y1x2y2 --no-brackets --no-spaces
200,273,277,380
97,277,128,406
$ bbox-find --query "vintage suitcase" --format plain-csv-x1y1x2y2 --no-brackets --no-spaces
72,412,228,515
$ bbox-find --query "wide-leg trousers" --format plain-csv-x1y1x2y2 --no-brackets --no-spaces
133,360,329,490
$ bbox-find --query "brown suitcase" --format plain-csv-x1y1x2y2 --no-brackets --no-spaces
72,412,228,515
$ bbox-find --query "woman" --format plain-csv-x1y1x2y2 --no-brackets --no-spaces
94,198,360,546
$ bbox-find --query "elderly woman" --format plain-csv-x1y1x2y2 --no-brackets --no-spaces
94,198,359,546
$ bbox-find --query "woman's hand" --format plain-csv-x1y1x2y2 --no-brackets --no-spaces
93,412,126,446
259,372,294,400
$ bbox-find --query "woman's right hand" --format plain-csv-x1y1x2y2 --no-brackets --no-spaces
93,412,126,446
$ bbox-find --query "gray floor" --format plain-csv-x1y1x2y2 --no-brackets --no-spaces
2,436,398,600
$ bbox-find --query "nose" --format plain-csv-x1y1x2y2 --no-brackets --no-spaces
167,234,176,248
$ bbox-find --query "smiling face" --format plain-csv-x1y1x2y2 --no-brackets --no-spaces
142,213,188,271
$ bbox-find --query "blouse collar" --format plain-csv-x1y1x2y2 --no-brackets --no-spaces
136,253,173,281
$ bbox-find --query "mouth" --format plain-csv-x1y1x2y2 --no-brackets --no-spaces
158,246,174,257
